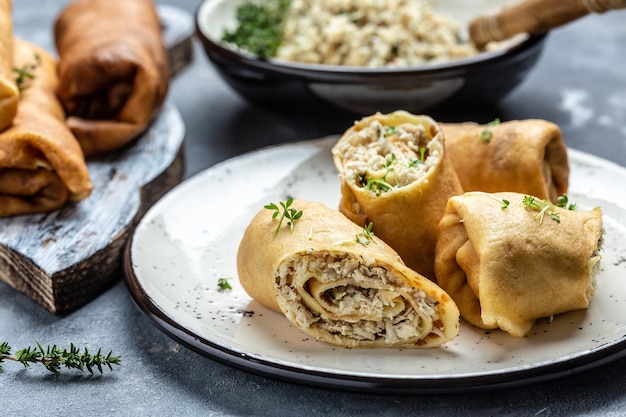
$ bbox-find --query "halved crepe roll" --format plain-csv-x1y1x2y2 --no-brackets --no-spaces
0,0,18,131
332,111,463,279
237,199,460,348
435,191,603,337
441,120,569,203
54,0,169,156
0,39,92,217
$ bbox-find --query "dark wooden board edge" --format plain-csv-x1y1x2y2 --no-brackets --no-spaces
53,146,185,314
0,146,184,314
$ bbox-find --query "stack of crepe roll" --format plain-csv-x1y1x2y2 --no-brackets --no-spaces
0,0,168,218
238,110,604,344
0,0,91,217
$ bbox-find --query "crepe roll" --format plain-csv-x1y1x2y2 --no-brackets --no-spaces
237,199,460,348
442,120,569,203
0,40,92,217
435,191,603,337
332,111,463,279
54,0,169,156
0,0,18,132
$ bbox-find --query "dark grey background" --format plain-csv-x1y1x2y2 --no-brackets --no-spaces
2,1,626,416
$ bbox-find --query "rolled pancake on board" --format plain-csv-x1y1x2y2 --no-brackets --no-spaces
434,191,603,337
441,120,569,203
0,0,18,131
0,39,92,217
332,111,463,280
237,199,460,348
54,0,169,156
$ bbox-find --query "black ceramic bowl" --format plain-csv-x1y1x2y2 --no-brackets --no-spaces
195,0,547,116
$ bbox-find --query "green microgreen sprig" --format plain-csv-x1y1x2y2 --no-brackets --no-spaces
264,197,303,235
481,118,501,143
0,341,120,375
335,222,383,248
13,52,42,92
555,194,578,211
464,191,510,210
384,125,398,135
217,278,233,291
523,193,578,224
523,195,561,224
408,147,427,167
356,222,382,247
360,154,396,195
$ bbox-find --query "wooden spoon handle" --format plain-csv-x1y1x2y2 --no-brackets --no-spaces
469,0,626,47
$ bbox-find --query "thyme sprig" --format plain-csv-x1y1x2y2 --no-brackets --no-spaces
265,197,303,235
0,341,120,375
13,52,42,92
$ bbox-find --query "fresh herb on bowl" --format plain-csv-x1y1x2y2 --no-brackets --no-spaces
221,0,291,59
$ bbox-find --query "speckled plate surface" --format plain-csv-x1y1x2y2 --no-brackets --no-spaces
124,137,626,394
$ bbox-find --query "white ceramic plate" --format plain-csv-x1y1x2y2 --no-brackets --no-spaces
124,137,626,394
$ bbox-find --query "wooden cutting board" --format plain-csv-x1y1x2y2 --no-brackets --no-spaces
0,5,194,314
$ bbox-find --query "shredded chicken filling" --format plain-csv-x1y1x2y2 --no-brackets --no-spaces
275,251,444,344
588,232,604,296
333,119,442,194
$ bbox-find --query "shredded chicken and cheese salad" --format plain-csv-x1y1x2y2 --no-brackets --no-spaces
276,0,479,66
275,251,445,346
222,0,489,67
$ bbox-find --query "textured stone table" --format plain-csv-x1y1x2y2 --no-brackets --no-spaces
2,1,626,416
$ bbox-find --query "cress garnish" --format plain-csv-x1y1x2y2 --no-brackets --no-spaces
464,191,510,210
265,197,303,235
335,222,383,248
555,194,578,211
408,147,427,167
481,118,501,143
523,195,562,224
217,277,233,291
523,193,579,224
359,153,396,195
355,222,382,247
13,52,42,92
